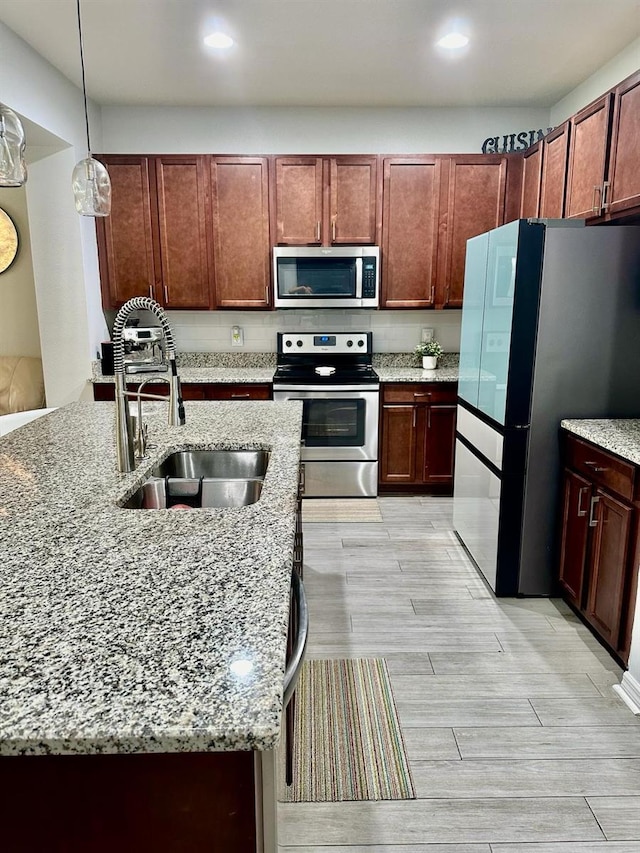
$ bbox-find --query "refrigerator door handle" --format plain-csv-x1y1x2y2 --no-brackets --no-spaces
588,495,600,527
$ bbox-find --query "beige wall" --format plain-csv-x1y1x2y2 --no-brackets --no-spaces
0,186,41,358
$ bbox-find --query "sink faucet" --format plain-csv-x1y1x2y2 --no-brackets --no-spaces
112,297,185,473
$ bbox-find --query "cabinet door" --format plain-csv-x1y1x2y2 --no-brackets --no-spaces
585,488,633,648
95,156,158,309
519,142,542,219
210,157,271,309
380,158,440,309
539,123,570,218
423,404,456,485
155,156,214,309
273,157,323,245
557,468,591,607
565,94,613,219
606,70,640,217
379,404,417,483
438,155,507,308
329,156,378,244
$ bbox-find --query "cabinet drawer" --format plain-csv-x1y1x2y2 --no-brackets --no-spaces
382,383,457,404
207,383,272,400
565,435,635,501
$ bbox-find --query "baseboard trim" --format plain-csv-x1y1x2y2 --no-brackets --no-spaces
613,671,640,715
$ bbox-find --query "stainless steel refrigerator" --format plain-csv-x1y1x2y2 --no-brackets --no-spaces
453,219,640,596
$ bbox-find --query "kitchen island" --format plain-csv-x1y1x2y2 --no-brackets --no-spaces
0,400,303,851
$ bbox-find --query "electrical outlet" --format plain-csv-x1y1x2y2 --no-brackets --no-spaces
231,325,244,347
421,328,434,343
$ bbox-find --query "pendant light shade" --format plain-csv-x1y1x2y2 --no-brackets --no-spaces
72,156,111,216
72,0,111,216
0,103,27,187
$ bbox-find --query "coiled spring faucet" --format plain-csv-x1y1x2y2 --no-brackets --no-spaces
112,297,185,473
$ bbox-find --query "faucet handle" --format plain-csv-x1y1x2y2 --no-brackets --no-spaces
134,420,149,460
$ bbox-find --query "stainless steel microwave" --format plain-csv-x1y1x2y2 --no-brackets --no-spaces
273,246,380,309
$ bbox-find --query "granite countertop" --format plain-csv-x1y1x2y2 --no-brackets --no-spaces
91,353,460,385
0,400,303,756
561,419,640,467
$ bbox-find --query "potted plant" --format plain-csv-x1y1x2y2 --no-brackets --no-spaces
415,340,443,370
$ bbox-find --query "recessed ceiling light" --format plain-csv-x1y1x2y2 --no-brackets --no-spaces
436,32,469,49
203,31,234,49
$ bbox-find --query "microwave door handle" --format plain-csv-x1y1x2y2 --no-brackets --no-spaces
355,258,363,299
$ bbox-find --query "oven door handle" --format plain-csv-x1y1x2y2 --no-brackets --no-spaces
355,258,363,300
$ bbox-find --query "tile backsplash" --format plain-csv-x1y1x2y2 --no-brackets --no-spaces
165,309,462,354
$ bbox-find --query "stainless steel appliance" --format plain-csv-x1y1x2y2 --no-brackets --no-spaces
453,219,640,596
273,246,379,309
122,323,168,374
273,332,379,497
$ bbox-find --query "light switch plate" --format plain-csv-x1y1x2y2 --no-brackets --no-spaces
231,325,244,347
421,328,434,343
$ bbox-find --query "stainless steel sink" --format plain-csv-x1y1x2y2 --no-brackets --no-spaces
152,450,270,480
123,477,264,509
121,449,270,509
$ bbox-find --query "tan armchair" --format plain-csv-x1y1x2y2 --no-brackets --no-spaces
0,356,46,415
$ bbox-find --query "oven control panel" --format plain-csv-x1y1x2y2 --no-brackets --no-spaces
279,332,371,354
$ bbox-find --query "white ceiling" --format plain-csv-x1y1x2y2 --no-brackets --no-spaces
1,0,639,109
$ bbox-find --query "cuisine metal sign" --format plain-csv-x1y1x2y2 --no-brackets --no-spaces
482,128,555,154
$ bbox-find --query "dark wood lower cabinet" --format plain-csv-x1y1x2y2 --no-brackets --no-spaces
94,381,272,401
557,431,640,664
0,751,260,852
379,382,457,493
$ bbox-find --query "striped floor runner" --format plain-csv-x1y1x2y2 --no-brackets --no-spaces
283,658,415,802
301,499,383,523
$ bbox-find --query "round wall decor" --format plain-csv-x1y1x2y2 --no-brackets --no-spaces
0,207,19,273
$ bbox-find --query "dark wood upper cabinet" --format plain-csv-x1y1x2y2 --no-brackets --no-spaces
210,157,271,309
273,157,323,245
565,93,614,219
380,157,440,309
539,123,570,219
519,141,542,219
329,157,378,244
95,155,158,309
272,155,378,246
605,70,640,217
438,155,508,308
154,155,214,309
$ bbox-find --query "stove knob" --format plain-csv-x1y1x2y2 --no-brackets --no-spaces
285,339,292,348
357,338,365,347
347,339,353,347
296,339,303,347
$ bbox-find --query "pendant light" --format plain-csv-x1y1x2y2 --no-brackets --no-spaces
0,103,27,187
71,0,111,216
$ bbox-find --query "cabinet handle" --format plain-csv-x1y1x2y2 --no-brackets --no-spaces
588,495,600,527
332,219,336,241
412,407,417,428
592,185,602,215
163,284,169,303
577,485,588,517
430,284,435,304
427,408,431,429
413,393,432,398
230,393,251,398
316,221,321,241
148,284,153,299
585,461,608,472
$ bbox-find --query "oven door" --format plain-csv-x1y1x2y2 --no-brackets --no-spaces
272,386,379,461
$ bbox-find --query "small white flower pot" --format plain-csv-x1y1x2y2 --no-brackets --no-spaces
422,356,438,370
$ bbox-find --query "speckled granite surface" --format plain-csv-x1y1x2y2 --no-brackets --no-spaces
561,419,640,466
0,400,302,756
92,352,460,385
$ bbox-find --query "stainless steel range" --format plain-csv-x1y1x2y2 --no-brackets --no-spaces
272,332,379,497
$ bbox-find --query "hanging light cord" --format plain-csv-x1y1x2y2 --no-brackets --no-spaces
76,0,92,155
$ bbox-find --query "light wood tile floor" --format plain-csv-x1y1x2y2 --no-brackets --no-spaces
278,496,640,851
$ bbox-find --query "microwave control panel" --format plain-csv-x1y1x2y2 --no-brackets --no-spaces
278,332,372,355
362,259,377,298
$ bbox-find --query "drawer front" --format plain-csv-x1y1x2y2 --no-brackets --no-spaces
382,383,457,405
565,435,635,501
207,383,272,401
